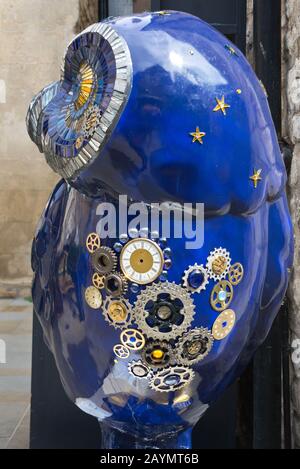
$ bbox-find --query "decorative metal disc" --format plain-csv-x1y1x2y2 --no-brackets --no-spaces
228,263,244,285
128,360,151,379
142,340,174,369
210,280,233,312
92,246,117,275
104,272,128,297
182,263,209,293
86,233,100,253
175,328,214,365
113,344,130,359
149,366,195,393
120,328,146,351
212,309,236,340
92,272,105,290
120,238,164,285
85,286,102,309
133,282,195,341
206,248,231,281
103,298,133,330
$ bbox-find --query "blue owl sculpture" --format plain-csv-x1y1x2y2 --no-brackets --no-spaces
27,11,293,449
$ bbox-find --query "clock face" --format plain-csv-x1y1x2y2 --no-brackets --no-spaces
120,238,164,285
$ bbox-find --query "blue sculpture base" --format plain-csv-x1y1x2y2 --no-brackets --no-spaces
100,423,192,449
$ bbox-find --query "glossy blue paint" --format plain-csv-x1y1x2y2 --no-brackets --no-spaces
29,11,293,448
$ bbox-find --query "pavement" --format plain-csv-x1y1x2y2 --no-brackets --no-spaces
0,297,32,449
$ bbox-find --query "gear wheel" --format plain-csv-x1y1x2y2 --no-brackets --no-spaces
142,340,175,369
133,282,195,341
128,360,151,379
175,328,214,365
104,272,128,297
182,264,209,293
149,366,195,392
92,246,117,275
103,298,133,330
206,247,231,281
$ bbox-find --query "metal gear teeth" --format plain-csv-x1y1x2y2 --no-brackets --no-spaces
133,281,196,341
103,297,133,330
128,359,152,379
149,365,195,393
104,272,128,297
206,247,231,281
142,340,175,369
175,327,214,366
92,246,117,275
182,263,209,293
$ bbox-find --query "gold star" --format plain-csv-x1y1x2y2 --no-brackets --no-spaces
250,169,262,188
189,126,206,144
213,96,230,115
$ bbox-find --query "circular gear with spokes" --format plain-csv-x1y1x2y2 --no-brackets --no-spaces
228,263,244,285
133,281,195,341
86,232,100,253
113,344,130,359
210,280,233,312
206,247,231,281
175,328,214,365
182,263,209,293
92,272,105,290
120,328,146,351
149,366,195,392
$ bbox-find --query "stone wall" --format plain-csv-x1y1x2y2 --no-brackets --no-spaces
284,0,300,450
0,0,79,295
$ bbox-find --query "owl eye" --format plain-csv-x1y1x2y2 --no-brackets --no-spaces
26,23,132,180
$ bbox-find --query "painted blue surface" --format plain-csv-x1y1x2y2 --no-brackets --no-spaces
30,11,293,448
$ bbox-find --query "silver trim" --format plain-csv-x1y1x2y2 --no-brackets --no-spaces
27,22,133,181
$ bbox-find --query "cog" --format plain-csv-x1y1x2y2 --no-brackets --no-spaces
149,366,195,392
182,264,209,293
103,298,133,330
175,328,214,365
113,344,130,359
104,272,128,297
142,340,175,369
120,328,146,351
92,246,117,275
228,263,244,285
128,360,151,379
86,232,100,253
206,247,231,281
92,272,105,290
133,282,195,341
210,280,233,312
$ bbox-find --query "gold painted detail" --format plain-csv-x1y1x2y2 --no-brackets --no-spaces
108,301,128,323
130,248,154,273
75,62,95,111
212,256,227,276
